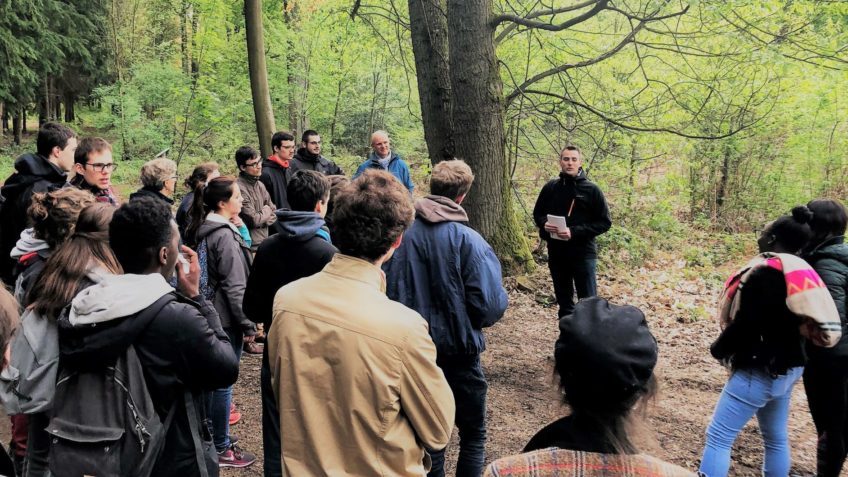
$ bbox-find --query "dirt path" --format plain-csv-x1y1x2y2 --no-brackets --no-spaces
225,258,823,476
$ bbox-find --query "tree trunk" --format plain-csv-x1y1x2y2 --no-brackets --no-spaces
181,0,190,75
64,91,76,122
22,109,27,133
190,5,200,80
12,109,22,145
244,0,277,159
446,0,532,271
39,78,49,125
283,2,306,134
0,102,5,134
408,0,454,163
329,79,343,155
715,141,732,220
53,78,62,120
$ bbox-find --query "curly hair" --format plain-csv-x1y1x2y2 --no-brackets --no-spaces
110,197,175,274
331,170,414,261
139,158,177,191
27,188,96,248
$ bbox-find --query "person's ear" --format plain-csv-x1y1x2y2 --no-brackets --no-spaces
73,163,84,175
391,232,404,250
51,146,63,159
455,193,466,205
158,246,169,266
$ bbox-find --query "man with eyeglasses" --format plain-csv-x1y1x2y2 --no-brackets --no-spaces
236,146,276,253
71,137,119,206
290,130,344,177
262,131,295,211
532,145,611,318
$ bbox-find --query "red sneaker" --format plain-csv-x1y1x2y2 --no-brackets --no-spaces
229,403,241,426
217,444,256,468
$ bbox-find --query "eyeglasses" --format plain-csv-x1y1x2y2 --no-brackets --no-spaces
245,160,263,168
84,162,118,172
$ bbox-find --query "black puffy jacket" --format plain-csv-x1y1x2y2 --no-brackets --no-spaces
805,237,848,359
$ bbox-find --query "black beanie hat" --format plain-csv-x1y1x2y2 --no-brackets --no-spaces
555,297,658,410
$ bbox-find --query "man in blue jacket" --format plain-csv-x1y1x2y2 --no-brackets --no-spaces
384,159,508,477
353,130,414,192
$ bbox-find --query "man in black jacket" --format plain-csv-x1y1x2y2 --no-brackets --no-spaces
532,145,611,318
261,131,295,211
290,130,344,176
0,122,77,285
244,170,337,477
59,198,240,476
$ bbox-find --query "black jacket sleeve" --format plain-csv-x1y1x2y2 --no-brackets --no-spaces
569,186,611,241
532,182,552,233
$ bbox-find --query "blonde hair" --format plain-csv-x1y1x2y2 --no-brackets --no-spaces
140,158,178,190
430,159,474,200
28,188,96,248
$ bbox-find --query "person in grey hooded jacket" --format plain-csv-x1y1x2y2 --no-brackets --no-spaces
59,197,239,477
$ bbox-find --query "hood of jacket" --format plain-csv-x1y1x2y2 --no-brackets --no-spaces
69,272,174,326
2,153,67,196
414,195,468,224
10,228,50,260
366,151,399,165
807,236,848,262
273,210,327,241
129,186,174,205
295,148,323,164
559,168,588,184
196,215,239,241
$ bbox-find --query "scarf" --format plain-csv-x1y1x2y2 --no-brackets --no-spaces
718,252,842,348
267,154,289,169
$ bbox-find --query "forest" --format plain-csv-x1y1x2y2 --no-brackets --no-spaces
3,1,848,474
2,0,846,273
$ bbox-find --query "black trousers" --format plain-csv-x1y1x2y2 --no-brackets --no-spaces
803,355,848,477
547,246,597,318
261,345,283,477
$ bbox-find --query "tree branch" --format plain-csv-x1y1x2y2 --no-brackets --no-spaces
491,0,608,32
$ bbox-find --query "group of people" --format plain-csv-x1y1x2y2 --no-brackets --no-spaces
0,121,845,477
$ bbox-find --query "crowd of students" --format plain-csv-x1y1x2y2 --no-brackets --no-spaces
0,121,845,477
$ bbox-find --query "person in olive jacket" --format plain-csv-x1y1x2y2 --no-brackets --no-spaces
799,199,848,477
235,146,276,251
532,145,611,318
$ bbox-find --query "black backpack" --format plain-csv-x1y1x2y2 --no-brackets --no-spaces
46,296,181,477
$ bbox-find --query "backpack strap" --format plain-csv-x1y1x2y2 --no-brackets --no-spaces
184,390,211,477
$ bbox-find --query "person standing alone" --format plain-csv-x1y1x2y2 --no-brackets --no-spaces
533,145,610,318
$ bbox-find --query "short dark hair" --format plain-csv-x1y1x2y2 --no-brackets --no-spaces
235,146,260,168
74,137,112,165
805,199,848,244
288,170,330,212
430,159,474,199
37,122,77,158
110,197,175,274
332,170,414,261
561,144,582,157
302,130,319,143
271,131,295,151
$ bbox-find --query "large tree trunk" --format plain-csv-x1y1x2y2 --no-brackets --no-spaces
283,2,306,134
64,91,76,122
446,0,532,271
408,0,454,163
12,109,22,145
245,0,277,159
181,0,190,75
190,5,200,80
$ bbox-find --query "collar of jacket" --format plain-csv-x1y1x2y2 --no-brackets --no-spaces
367,151,398,166
808,235,846,255
239,171,260,184
559,169,586,183
267,155,289,169
323,254,386,294
296,148,322,163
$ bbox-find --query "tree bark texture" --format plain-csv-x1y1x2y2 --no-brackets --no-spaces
12,110,22,145
244,0,277,159
445,0,532,271
64,91,76,123
408,0,454,163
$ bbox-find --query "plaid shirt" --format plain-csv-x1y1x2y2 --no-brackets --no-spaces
484,448,695,477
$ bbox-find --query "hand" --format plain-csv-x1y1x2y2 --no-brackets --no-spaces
230,215,244,228
556,227,572,240
243,334,255,344
176,245,200,297
544,222,559,233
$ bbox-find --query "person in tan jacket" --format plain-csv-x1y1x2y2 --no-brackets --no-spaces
268,169,456,476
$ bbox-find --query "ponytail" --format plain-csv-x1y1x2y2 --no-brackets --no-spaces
185,182,207,247
184,176,237,246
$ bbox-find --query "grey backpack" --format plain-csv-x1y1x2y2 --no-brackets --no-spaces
0,307,59,414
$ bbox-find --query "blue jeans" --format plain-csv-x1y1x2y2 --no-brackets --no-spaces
428,355,487,477
547,247,597,317
207,327,243,452
699,367,803,477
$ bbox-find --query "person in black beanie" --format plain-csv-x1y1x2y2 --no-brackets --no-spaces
532,145,611,318
289,130,343,177
485,297,692,477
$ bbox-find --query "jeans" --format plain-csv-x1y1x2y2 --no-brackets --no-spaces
803,356,848,477
207,327,243,452
428,355,487,477
547,247,597,318
261,343,282,477
699,367,803,477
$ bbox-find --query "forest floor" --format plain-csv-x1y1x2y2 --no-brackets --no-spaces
221,253,824,477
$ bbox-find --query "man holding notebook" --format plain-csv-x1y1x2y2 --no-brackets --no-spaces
533,145,611,318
